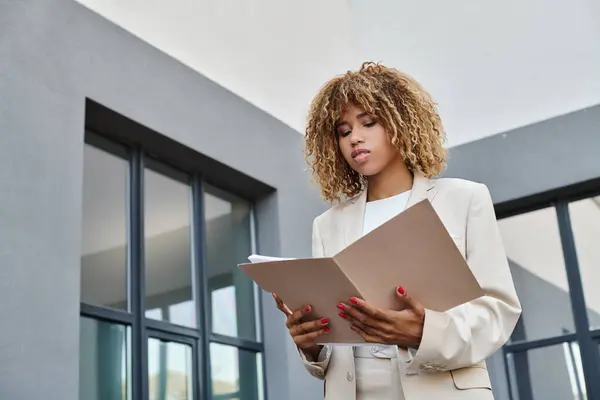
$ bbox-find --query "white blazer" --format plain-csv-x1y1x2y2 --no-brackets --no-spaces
300,173,522,400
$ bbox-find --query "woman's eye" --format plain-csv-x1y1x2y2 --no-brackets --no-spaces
364,121,376,127
339,130,351,137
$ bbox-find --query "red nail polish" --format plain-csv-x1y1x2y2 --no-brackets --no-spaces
321,318,329,324
323,327,330,333
351,326,357,332
337,303,345,311
304,305,311,312
350,297,359,304
397,286,405,295
339,312,347,319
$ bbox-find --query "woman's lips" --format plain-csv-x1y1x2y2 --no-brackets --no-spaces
351,149,370,164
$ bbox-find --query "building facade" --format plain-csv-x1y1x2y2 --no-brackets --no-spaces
1,1,599,400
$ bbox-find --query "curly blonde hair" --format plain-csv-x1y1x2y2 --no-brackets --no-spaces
304,62,447,203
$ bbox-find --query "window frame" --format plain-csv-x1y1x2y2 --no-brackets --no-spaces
80,130,266,400
496,182,600,400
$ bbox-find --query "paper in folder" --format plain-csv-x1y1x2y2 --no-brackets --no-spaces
238,199,484,344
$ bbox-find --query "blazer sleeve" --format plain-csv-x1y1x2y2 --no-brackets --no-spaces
406,183,522,373
297,216,333,380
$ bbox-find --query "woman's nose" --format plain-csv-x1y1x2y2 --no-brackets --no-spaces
349,129,364,144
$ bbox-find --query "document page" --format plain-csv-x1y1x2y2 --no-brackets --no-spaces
247,254,296,263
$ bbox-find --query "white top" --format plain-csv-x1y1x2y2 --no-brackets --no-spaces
362,190,412,235
354,190,411,359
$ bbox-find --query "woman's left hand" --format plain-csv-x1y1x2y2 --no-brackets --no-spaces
337,285,425,348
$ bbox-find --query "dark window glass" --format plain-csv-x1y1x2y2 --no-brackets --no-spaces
205,185,257,340
569,196,600,330
81,144,128,310
498,207,575,341
148,338,193,400
507,343,586,400
210,342,263,400
79,317,131,400
144,165,195,328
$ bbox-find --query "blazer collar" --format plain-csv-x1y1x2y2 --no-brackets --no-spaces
342,172,437,246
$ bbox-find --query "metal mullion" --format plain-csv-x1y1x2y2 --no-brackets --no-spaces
504,332,578,353
129,147,148,400
250,205,268,400
555,201,600,399
80,303,133,325
502,347,515,400
146,318,201,339
209,333,264,353
192,174,211,400
147,329,197,346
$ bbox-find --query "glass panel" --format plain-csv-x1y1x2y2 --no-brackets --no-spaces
568,196,600,330
210,343,262,400
79,317,131,400
498,207,575,341
144,164,195,328
507,343,586,400
81,144,128,309
148,338,193,400
205,185,257,340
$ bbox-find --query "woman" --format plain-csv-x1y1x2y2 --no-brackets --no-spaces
273,62,521,399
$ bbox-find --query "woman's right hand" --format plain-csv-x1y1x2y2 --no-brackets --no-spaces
272,293,330,361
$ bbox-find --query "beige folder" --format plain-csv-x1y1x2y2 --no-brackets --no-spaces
237,199,484,344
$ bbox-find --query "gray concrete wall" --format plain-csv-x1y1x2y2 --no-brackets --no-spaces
444,104,600,204
0,0,326,399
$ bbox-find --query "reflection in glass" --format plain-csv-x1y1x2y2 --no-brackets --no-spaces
204,186,257,340
148,338,193,400
568,197,600,330
81,144,128,309
498,207,574,341
507,343,586,400
79,317,131,400
144,165,195,328
210,343,261,400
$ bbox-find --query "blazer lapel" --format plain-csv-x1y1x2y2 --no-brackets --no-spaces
406,172,437,209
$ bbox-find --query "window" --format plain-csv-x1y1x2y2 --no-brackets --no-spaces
79,133,264,400
498,190,600,400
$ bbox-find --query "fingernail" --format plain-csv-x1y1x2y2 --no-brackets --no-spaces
272,293,276,298
304,305,311,312
321,318,329,324
351,326,357,332
339,312,347,319
397,286,405,295
323,327,330,333
337,303,345,311
350,297,359,304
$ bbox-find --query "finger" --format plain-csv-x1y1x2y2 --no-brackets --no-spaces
272,293,292,316
339,312,392,342
294,327,331,348
343,313,384,338
338,302,388,331
290,317,329,337
396,286,425,315
285,304,313,329
349,324,378,343
347,297,391,322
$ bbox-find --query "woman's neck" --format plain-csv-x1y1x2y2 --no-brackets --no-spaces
366,158,413,202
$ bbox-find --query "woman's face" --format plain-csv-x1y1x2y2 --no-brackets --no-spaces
336,104,401,176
